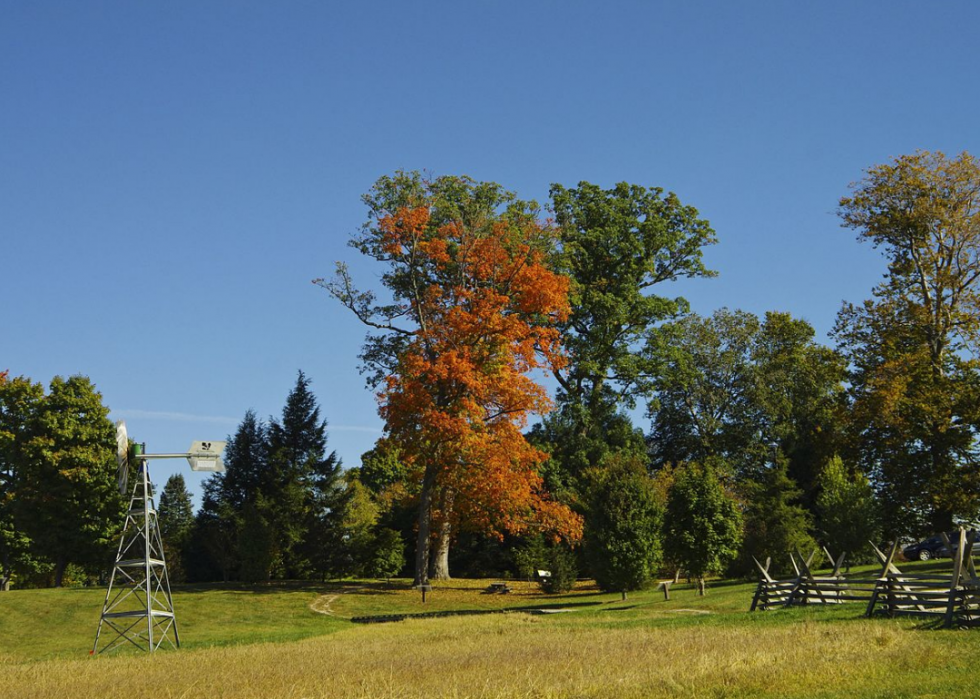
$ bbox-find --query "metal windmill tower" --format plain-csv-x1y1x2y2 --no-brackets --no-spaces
92,422,225,654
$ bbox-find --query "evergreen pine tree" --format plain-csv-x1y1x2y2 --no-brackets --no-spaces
158,474,194,582
184,410,268,581
221,410,267,511
188,475,239,582
739,459,816,576
239,497,274,583
266,371,339,578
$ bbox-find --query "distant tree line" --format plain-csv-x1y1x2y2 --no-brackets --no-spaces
321,151,980,593
3,150,978,595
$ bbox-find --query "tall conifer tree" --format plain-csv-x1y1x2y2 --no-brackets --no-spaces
158,473,194,582
266,371,339,578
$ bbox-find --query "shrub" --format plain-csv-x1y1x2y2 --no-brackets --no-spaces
538,544,577,594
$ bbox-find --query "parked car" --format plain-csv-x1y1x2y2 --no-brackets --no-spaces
903,529,980,561
902,535,949,561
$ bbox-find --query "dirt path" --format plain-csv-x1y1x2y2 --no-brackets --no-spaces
310,587,367,618
310,593,340,616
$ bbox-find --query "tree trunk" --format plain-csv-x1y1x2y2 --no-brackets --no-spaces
1,553,10,591
54,555,67,588
413,466,438,587
697,576,706,596
929,421,955,533
430,519,451,580
621,591,627,601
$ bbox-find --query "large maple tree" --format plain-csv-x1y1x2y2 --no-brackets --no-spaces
319,172,582,584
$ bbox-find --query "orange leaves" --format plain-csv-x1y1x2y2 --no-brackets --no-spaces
377,206,430,256
378,205,581,543
435,418,581,542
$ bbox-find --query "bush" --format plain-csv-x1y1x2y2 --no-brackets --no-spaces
513,535,548,581
538,544,577,594
364,528,405,580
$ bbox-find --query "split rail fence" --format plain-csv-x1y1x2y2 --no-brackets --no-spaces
750,528,980,628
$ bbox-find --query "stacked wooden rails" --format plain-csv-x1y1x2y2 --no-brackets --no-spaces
750,529,980,629
750,549,878,610
957,585,980,628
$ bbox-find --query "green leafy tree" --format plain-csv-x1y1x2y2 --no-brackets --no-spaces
584,456,663,599
816,456,880,568
663,461,742,595
15,376,122,586
364,528,405,581
750,313,847,507
542,181,716,491
355,441,419,579
336,477,382,577
0,374,44,590
356,441,409,497
512,534,548,580
529,402,646,506
539,543,578,594
646,309,759,476
158,473,194,583
834,151,980,535
647,309,845,493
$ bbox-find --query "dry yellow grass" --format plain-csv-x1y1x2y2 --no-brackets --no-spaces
0,611,957,699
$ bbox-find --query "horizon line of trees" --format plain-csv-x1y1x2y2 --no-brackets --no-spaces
3,149,978,595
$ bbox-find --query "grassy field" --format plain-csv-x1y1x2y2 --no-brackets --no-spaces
1,563,978,698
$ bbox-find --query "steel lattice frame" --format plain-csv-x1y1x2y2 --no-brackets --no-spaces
93,457,179,654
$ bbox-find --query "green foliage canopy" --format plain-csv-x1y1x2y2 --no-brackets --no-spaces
13,376,122,587
584,457,663,598
816,455,880,565
663,461,742,593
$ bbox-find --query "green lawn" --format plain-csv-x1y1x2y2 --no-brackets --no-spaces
1,561,978,698
0,582,349,662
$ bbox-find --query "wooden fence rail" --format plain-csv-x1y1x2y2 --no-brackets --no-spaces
750,528,980,628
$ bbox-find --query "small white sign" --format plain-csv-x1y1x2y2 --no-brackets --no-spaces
187,440,227,472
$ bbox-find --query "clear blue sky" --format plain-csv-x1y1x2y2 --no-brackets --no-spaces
3,2,979,504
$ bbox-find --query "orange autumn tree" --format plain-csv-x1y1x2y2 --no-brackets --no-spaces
318,172,582,585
